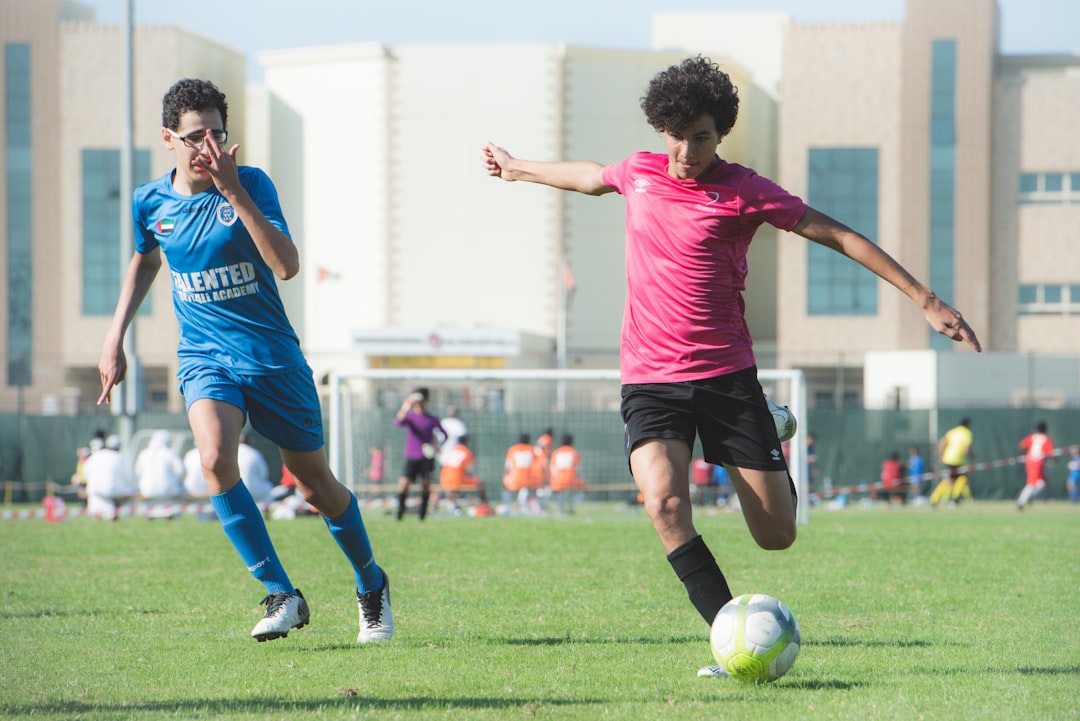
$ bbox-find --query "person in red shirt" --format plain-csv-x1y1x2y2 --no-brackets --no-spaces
483,55,981,678
550,434,588,514
879,452,905,504
1017,421,1053,510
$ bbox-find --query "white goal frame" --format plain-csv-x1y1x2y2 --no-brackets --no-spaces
328,367,808,524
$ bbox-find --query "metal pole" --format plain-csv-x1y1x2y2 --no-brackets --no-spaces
118,0,138,442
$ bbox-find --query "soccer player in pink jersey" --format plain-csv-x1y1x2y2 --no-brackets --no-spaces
482,56,981,677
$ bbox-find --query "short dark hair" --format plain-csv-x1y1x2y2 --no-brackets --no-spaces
1036,421,1047,433
561,433,574,447
161,78,228,131
640,56,739,138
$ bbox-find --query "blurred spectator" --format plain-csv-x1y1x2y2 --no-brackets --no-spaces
503,433,537,514
880,451,905,504
83,435,136,520
135,430,185,519
549,433,588,514
183,446,208,497
1067,451,1080,504
906,446,925,501
237,433,273,503
1017,421,1053,510
438,406,467,466
438,435,490,514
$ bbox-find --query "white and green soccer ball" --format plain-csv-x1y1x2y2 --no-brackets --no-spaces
710,594,801,683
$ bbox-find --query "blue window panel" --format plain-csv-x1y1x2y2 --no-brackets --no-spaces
1018,285,1037,303
806,147,881,315
6,43,33,386
1019,173,1039,193
1044,173,1063,192
1044,285,1062,303
1070,174,1080,193
81,148,152,315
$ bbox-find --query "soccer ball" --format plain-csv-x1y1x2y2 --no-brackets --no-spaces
710,594,801,683
765,396,797,442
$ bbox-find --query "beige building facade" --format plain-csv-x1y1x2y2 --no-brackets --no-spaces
1,0,1077,416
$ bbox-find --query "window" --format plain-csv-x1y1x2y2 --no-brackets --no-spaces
82,149,152,314
1018,284,1080,315
1018,171,1080,204
6,43,32,386
929,39,957,351
806,148,879,315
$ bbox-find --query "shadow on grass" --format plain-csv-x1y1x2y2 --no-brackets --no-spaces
505,634,703,646
809,636,944,648
1016,665,1080,676
1,695,603,717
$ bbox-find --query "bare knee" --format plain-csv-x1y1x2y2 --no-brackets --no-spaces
751,524,796,551
199,446,237,482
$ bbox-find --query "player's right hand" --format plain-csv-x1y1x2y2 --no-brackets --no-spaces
97,345,127,405
482,142,512,180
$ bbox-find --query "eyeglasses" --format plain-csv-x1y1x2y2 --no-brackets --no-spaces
167,128,228,149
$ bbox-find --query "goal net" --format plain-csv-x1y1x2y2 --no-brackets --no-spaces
327,368,807,523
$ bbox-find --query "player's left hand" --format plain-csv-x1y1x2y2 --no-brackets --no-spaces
923,294,982,351
195,129,241,194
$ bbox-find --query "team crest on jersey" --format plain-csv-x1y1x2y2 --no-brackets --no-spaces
633,178,651,193
216,202,238,227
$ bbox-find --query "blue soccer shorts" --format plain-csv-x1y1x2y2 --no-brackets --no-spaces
179,363,324,453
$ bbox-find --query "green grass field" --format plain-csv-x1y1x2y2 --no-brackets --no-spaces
1,500,1077,720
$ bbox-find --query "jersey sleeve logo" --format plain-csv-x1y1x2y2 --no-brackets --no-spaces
216,202,238,227
156,219,175,235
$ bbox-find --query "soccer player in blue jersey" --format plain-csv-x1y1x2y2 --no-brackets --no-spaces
97,78,393,643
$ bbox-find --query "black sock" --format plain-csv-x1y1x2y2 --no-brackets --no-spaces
667,535,732,626
418,491,429,520
396,491,407,520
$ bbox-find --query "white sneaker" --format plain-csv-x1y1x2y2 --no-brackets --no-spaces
251,589,309,642
698,664,730,679
357,571,394,642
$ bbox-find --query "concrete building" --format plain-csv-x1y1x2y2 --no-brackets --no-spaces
0,0,244,414
657,0,1080,407
2,0,1078,417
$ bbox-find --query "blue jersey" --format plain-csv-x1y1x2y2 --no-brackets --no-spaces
133,167,305,375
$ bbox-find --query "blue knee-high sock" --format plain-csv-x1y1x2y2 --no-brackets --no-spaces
210,482,293,595
323,493,383,593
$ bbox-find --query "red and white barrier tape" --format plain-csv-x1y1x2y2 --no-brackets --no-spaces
811,444,1079,500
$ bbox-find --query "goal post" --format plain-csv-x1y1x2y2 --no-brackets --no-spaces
328,367,808,524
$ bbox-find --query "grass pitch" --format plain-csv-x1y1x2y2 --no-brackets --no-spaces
1,500,1076,720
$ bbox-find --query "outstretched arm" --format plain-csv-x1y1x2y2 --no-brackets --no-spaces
793,207,982,352
482,142,614,196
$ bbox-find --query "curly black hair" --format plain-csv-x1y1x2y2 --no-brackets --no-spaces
161,78,228,131
640,56,739,138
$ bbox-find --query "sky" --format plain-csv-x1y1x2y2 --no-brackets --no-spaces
79,0,1080,81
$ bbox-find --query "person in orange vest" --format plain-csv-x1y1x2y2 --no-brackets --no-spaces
529,427,554,508
549,433,588,514
438,436,490,515
503,434,537,514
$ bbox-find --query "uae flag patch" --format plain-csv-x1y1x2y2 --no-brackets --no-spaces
157,219,174,235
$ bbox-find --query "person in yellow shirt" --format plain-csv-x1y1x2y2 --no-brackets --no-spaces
931,418,974,507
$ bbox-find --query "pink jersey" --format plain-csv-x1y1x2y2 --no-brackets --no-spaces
602,152,807,383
